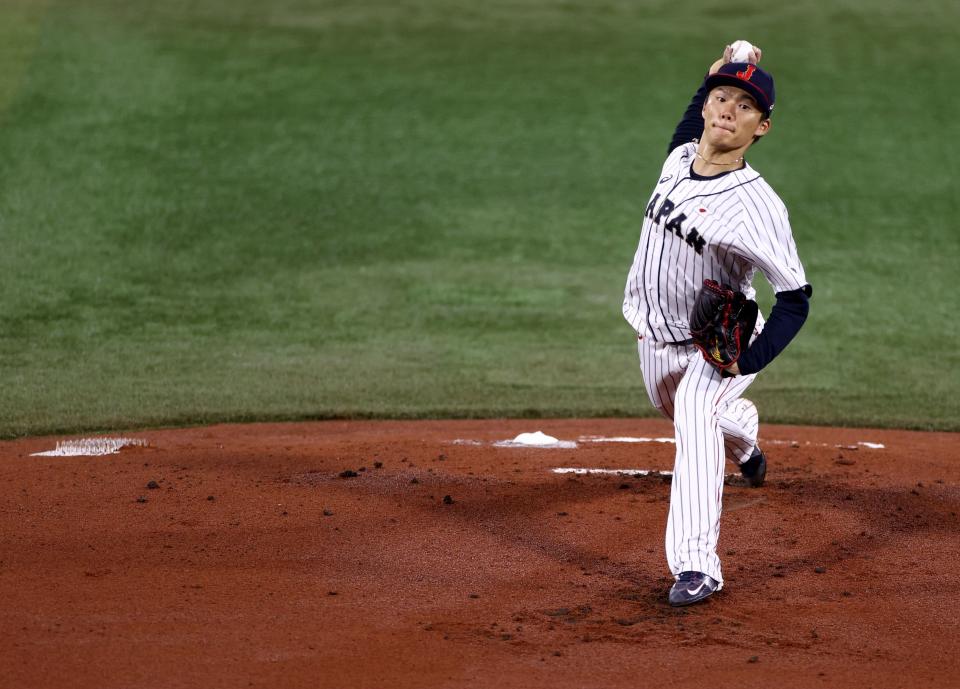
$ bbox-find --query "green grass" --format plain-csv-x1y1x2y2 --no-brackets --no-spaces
0,0,957,437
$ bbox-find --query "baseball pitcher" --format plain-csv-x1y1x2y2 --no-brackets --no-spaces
622,43,812,606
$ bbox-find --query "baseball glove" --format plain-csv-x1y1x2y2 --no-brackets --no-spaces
689,279,759,374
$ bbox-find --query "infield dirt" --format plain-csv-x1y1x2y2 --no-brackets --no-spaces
1,419,958,688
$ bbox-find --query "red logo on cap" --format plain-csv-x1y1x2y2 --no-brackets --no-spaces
736,65,756,81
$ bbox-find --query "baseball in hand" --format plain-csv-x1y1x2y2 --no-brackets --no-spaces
729,40,757,63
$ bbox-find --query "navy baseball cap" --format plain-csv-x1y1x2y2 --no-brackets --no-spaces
704,62,775,116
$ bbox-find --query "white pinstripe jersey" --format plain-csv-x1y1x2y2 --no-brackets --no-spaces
623,141,808,343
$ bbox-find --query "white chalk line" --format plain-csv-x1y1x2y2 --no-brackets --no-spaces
766,440,886,450
578,435,676,444
552,467,747,481
553,467,672,477
454,435,885,450
578,437,885,450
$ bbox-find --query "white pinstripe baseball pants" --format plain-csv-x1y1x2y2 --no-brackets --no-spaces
637,336,759,585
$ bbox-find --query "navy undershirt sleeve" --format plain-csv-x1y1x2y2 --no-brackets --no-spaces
668,77,710,154
737,287,812,375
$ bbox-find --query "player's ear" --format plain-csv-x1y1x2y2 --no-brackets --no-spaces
754,117,772,139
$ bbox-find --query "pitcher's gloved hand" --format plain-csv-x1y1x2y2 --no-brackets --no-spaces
688,279,759,376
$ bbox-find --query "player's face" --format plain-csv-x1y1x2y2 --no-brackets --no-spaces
701,86,771,150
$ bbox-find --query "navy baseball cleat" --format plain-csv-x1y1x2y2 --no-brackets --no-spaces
669,571,721,607
739,446,767,487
